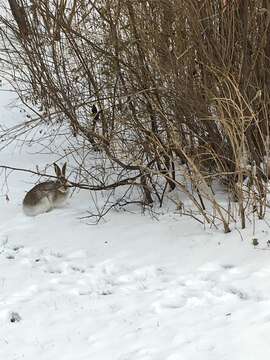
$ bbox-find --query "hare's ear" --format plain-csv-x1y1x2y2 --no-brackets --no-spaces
62,162,67,177
54,163,61,177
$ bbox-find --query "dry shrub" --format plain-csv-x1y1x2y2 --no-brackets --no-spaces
1,0,270,231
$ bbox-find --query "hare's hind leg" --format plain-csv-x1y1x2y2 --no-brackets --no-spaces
23,196,52,216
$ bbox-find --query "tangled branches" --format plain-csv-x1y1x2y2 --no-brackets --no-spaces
1,0,270,232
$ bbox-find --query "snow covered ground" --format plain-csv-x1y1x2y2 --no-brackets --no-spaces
2,90,270,359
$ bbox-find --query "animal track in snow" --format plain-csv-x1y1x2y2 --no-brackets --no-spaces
151,264,264,314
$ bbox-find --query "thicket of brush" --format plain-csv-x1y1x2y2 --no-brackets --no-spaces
1,0,270,231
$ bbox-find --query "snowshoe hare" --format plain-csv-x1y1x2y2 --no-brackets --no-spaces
23,163,70,216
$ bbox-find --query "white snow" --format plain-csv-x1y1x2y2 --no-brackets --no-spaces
1,88,270,359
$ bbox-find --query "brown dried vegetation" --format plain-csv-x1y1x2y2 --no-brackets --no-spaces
1,0,270,231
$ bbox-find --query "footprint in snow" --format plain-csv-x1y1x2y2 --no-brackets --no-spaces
222,264,235,270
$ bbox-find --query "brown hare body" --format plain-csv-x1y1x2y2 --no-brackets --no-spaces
23,163,69,216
